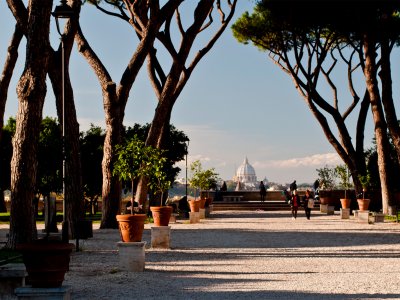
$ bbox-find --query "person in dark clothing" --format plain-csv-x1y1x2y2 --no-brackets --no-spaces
302,189,312,220
220,181,227,192
290,180,297,193
290,190,300,219
259,181,267,202
313,179,319,191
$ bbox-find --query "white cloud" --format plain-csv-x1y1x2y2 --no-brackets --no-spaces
254,152,341,169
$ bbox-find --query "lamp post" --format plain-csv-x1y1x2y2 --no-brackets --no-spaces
185,140,190,201
52,0,74,242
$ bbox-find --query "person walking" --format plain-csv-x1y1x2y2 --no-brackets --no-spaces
290,190,300,219
303,189,313,220
259,181,267,202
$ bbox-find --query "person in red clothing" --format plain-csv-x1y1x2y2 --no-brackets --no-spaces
290,190,300,219
302,189,312,220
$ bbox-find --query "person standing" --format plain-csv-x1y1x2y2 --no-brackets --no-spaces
290,180,297,193
259,181,267,202
303,189,313,220
290,190,300,219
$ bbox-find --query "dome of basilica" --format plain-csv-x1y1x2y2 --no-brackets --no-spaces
234,157,257,184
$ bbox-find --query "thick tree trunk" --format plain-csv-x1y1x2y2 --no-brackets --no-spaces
101,87,122,229
75,4,171,227
6,0,52,249
363,34,392,214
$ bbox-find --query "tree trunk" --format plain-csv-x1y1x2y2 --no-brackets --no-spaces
135,101,173,206
75,3,171,227
48,1,84,239
363,34,392,214
0,26,23,213
379,38,400,167
101,89,122,229
6,0,52,249
355,90,370,183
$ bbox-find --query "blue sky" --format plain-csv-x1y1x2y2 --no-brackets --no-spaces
1,1,398,184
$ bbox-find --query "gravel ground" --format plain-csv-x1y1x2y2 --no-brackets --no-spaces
2,209,400,299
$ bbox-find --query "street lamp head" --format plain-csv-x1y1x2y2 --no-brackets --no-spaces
52,0,74,36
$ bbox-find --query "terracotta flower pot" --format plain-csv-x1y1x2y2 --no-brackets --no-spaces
150,206,173,226
189,200,200,212
16,240,74,288
198,198,206,209
357,199,370,211
340,198,351,209
116,214,146,242
320,197,336,206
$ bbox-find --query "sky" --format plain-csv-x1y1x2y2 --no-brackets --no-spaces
1,1,399,185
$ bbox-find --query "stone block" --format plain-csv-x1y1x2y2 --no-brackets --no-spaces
357,210,370,223
117,242,146,272
189,212,199,224
340,208,350,219
320,204,328,213
327,206,335,215
14,286,71,300
151,226,171,249
0,263,27,299
199,208,206,219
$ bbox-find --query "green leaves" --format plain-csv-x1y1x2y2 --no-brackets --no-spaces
189,160,219,194
112,135,170,195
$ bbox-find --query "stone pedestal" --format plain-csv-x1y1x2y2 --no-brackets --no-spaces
357,210,370,223
117,241,146,272
15,286,71,300
208,204,214,213
169,214,177,224
327,206,335,215
340,208,350,219
0,263,27,299
189,212,199,224
373,213,385,223
205,207,211,218
151,226,171,249
199,208,206,219
320,204,328,213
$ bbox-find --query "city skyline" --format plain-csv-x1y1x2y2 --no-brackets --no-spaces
1,1,398,184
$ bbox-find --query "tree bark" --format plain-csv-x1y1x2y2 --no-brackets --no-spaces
6,0,52,248
76,1,183,228
48,0,84,239
363,33,392,214
0,26,23,212
379,38,400,167
135,0,237,205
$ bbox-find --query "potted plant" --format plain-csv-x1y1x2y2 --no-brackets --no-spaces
316,165,337,206
113,135,160,242
16,237,74,288
148,154,174,227
189,160,219,210
335,164,352,209
357,173,371,211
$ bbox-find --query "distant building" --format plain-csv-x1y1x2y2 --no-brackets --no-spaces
233,157,258,190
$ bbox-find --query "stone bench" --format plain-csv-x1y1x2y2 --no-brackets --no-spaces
222,196,243,202
0,263,27,299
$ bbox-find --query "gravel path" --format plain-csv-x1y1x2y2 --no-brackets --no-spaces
3,210,400,299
